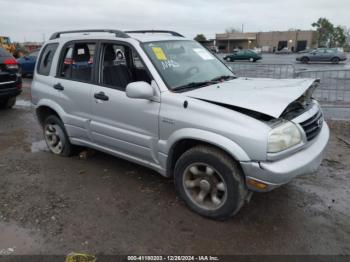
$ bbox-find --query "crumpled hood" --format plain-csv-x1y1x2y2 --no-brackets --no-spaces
185,77,316,118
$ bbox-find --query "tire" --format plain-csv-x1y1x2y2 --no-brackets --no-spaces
174,145,247,220
0,97,16,109
249,58,254,62
43,115,73,157
301,57,309,64
226,57,232,62
331,57,340,64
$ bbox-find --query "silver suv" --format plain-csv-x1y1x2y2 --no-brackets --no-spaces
32,29,329,220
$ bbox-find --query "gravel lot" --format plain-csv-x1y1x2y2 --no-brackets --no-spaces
0,79,349,255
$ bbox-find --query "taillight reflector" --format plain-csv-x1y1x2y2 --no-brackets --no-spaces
4,58,19,69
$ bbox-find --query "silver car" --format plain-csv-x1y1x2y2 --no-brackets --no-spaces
296,48,347,64
31,29,329,220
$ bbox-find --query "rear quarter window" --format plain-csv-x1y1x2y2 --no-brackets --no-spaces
37,43,59,76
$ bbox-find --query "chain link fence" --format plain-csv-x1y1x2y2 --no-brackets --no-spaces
227,62,296,79
294,69,350,104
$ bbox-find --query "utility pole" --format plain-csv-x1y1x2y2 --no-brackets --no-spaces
242,24,244,33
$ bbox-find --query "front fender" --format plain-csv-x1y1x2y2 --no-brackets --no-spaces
159,128,251,162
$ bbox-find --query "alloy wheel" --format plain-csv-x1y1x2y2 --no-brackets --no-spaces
182,163,227,211
44,124,65,154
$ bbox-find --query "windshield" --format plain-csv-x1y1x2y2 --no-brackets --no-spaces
142,40,234,90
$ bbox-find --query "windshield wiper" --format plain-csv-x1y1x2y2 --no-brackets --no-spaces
210,75,236,82
172,81,217,92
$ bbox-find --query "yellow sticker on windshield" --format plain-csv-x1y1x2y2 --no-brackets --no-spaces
152,47,167,61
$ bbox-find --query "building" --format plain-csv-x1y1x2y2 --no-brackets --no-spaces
22,42,43,52
216,30,317,53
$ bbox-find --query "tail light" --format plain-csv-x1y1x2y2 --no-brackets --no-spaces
4,58,19,70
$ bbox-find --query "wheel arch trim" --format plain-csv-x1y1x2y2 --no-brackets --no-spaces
160,128,251,163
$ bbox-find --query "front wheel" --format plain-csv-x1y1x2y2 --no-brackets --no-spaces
43,115,73,157
174,146,247,220
331,57,340,64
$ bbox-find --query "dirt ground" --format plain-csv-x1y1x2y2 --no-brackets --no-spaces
0,79,349,255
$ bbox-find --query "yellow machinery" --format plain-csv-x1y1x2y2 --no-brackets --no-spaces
0,36,16,55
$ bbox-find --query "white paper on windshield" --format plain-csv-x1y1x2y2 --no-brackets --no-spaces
193,48,214,60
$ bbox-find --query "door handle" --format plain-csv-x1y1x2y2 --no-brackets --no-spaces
53,83,64,91
94,92,109,101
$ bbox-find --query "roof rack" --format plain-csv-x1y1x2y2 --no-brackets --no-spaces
49,29,130,40
124,30,184,37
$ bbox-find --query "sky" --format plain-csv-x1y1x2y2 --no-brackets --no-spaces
1,0,350,42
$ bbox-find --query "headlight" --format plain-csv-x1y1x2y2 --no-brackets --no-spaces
267,121,302,153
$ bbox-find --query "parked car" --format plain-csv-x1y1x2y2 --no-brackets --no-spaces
224,50,262,62
275,47,292,54
17,49,40,76
208,46,219,54
252,47,262,54
0,47,22,108
296,48,347,64
32,29,329,220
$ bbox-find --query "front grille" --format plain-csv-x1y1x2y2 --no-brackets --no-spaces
299,110,323,141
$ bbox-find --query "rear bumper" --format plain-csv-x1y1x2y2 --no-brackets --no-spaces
0,79,22,98
241,122,330,192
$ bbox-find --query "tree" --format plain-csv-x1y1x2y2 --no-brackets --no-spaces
194,34,207,42
332,26,347,47
312,18,334,47
225,27,241,33
311,18,347,47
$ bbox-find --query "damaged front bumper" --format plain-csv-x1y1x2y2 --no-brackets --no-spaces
240,122,330,192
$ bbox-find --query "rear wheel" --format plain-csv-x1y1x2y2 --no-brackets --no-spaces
174,146,247,220
331,57,340,64
0,97,16,109
43,115,73,157
301,57,309,64
249,57,254,62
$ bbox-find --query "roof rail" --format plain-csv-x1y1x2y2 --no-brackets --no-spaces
49,29,130,40
124,30,184,37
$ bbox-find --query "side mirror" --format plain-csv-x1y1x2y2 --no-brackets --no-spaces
126,81,154,100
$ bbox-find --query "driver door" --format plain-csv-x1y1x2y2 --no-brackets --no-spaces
89,42,160,164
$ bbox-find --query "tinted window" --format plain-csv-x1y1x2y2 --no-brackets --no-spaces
37,43,58,76
59,42,96,82
100,43,129,89
100,43,152,90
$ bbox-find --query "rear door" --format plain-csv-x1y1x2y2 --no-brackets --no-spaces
90,41,160,163
53,41,97,141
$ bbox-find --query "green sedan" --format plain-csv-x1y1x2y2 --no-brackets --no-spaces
224,50,262,62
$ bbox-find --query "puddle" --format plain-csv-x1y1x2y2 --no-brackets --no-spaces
0,222,43,254
15,99,31,108
31,140,49,153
